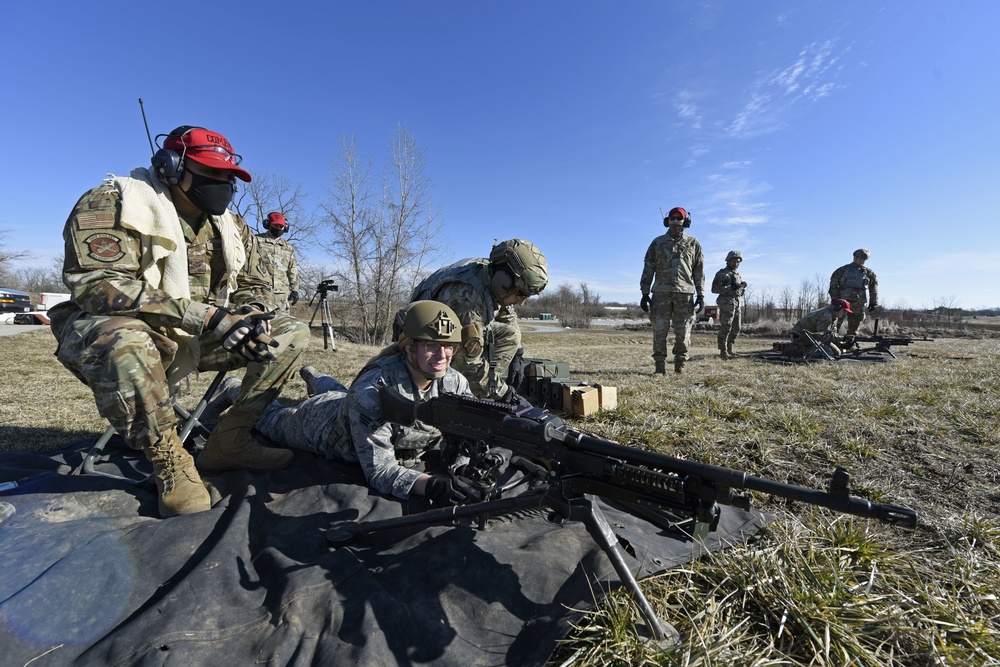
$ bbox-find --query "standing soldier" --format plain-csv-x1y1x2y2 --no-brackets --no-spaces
410,239,548,402
639,207,705,374
829,248,879,340
712,250,747,359
47,125,310,518
256,212,300,313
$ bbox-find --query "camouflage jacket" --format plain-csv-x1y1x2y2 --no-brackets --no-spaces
640,231,705,296
792,306,838,336
255,232,299,297
52,168,274,338
329,350,472,499
829,263,879,307
410,259,513,399
711,267,745,300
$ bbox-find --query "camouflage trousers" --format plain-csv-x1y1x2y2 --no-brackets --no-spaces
253,376,348,458
52,311,309,452
649,292,696,361
835,297,867,337
717,297,742,349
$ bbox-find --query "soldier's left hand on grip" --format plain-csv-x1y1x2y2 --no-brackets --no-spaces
694,295,705,314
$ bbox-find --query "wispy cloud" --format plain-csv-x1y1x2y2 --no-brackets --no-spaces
728,40,847,138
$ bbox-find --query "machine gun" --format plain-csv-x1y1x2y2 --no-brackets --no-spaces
845,319,934,358
326,388,917,645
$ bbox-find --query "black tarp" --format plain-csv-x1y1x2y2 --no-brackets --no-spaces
0,439,766,666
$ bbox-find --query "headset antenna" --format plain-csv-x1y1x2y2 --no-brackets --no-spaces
138,98,155,156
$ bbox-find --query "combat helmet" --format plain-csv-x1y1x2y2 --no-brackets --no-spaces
394,300,462,344
489,239,548,298
725,250,743,261
854,248,871,259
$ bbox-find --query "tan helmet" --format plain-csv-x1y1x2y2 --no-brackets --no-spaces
489,239,548,297
395,300,462,343
726,250,743,261
854,248,871,259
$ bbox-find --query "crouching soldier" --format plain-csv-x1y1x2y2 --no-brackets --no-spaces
49,125,310,518
781,299,852,358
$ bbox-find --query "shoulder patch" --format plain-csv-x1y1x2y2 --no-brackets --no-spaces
84,232,126,262
76,212,117,230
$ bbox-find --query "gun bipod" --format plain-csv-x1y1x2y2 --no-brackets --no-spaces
326,486,682,647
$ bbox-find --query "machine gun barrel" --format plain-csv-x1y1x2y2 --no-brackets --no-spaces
379,388,918,528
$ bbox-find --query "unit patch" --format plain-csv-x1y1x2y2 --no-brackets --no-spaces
85,233,126,262
464,339,482,357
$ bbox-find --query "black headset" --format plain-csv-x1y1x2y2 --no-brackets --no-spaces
489,263,515,296
151,126,200,186
662,211,692,228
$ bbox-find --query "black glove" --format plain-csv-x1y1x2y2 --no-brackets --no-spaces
288,290,300,306
500,386,533,409
424,475,470,506
505,348,525,390
868,303,878,313
694,295,705,314
639,294,651,313
207,306,278,362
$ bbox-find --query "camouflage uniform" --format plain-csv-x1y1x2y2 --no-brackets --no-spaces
829,261,878,337
255,352,471,499
640,231,705,364
783,305,841,357
410,259,518,399
711,264,745,354
255,232,299,313
48,168,310,455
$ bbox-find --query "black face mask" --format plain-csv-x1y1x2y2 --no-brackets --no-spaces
268,226,286,238
183,171,236,215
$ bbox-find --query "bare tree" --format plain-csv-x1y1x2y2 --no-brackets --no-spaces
319,129,443,344
232,171,318,244
0,231,31,285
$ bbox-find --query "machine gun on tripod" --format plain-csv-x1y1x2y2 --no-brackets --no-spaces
308,279,338,351
326,388,918,645
843,319,934,359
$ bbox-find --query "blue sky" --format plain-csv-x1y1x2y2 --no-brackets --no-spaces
2,1,998,310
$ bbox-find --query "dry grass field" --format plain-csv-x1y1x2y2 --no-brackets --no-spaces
2,324,999,666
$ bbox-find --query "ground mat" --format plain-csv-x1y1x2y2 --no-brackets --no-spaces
0,439,766,666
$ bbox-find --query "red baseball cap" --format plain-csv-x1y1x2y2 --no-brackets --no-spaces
162,126,252,182
667,207,688,220
832,298,853,313
266,212,287,228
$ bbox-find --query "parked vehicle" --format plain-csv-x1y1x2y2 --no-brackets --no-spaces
0,287,32,313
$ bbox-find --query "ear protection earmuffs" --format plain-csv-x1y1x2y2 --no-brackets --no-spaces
489,265,515,296
151,126,200,186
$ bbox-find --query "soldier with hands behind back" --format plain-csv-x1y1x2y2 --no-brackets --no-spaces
639,207,705,374
48,126,310,518
256,211,300,313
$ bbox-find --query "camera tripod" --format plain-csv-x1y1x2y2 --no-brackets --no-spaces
308,288,337,351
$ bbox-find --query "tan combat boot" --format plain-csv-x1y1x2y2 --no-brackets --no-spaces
145,431,211,518
674,358,684,374
726,343,735,357
198,408,294,473
654,360,666,375
719,346,729,360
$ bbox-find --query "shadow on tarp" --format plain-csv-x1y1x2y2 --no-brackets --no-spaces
0,438,766,666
